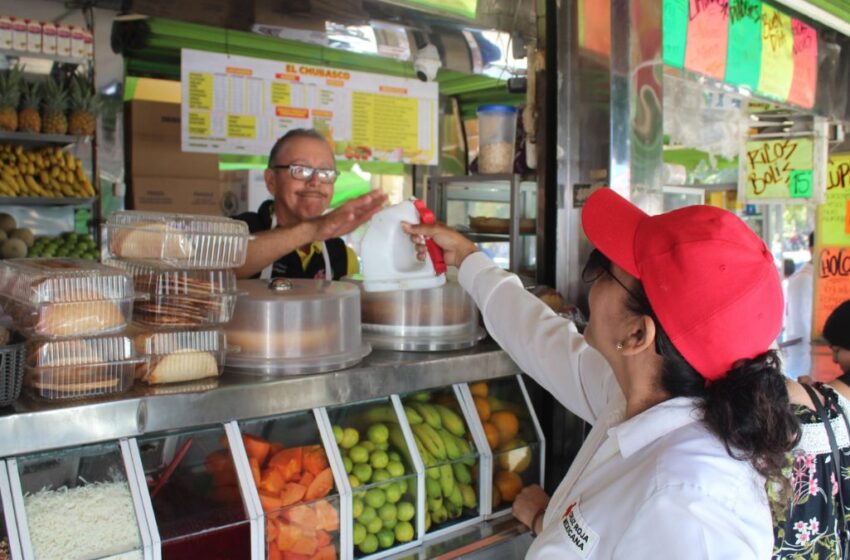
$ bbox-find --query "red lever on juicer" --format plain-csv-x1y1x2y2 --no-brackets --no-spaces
412,199,447,275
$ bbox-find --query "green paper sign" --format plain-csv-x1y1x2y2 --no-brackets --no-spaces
789,170,813,198
663,0,688,68
725,0,763,90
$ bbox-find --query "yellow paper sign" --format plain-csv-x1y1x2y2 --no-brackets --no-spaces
270,82,291,106
227,115,256,139
817,153,850,246
744,138,813,199
351,92,419,153
187,72,212,110
758,5,794,100
187,112,210,137
814,247,850,337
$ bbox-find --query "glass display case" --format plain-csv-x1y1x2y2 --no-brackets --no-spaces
460,376,545,518
324,397,423,559
399,385,484,538
0,462,22,560
237,411,343,560
8,442,147,559
132,425,253,560
427,175,537,277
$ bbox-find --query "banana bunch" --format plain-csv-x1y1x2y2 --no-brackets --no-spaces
0,144,95,198
404,397,478,530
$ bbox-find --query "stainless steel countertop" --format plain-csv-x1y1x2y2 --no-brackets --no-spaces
0,339,519,457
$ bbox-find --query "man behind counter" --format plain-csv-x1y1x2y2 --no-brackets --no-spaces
235,129,386,280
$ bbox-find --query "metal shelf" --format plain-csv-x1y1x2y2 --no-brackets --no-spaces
0,339,519,457
0,47,88,66
0,130,84,148
0,196,95,206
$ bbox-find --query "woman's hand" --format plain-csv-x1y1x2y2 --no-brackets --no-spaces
512,485,550,535
401,222,479,268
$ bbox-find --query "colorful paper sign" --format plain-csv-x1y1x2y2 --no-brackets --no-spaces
757,5,794,100
684,0,729,80
813,247,850,337
787,19,818,109
579,0,611,58
743,138,813,200
663,0,689,68
181,49,439,165
817,153,850,246
725,0,762,90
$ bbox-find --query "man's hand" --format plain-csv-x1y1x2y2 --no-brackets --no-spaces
401,222,479,268
313,190,388,241
512,485,550,534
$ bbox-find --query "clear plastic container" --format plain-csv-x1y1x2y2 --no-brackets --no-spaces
103,211,249,269
13,442,144,559
239,412,341,560
348,276,485,352
131,327,226,385
24,334,139,400
107,260,239,327
401,388,481,534
136,425,251,560
224,278,370,376
0,258,134,338
477,105,517,174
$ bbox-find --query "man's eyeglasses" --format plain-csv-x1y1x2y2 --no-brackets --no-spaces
581,249,646,306
269,164,339,184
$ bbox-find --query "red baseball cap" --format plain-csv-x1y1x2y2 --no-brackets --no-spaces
581,188,783,381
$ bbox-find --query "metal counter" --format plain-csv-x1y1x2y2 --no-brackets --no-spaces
0,339,519,458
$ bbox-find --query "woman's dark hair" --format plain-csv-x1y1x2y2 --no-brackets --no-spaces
604,253,801,482
823,299,850,350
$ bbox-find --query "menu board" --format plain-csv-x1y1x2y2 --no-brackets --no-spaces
684,0,728,80
818,153,850,247
813,247,850,337
725,0,762,90
757,5,794,101
740,137,819,201
181,49,439,165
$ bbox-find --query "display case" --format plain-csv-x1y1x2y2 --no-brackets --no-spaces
460,376,545,518
7,441,148,559
0,461,22,560
323,396,423,559
427,175,537,277
130,425,254,560
400,385,485,538
236,411,345,560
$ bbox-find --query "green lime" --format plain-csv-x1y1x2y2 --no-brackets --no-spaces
332,425,344,444
358,505,377,524
372,469,391,483
353,463,373,484
341,427,360,449
353,497,364,519
378,503,397,523
388,451,401,463
366,516,383,534
398,478,409,495
358,534,378,555
365,488,386,509
350,445,369,464
375,442,389,451
387,461,405,478
370,450,389,470
383,516,397,530
353,522,367,546
384,483,402,504
367,423,389,444
349,474,361,489
377,528,395,549
343,456,353,474
397,501,415,522
395,521,415,543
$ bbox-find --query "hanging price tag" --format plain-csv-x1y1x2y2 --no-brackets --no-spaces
789,170,813,198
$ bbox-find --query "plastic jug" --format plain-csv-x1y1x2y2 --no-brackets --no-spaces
360,199,446,292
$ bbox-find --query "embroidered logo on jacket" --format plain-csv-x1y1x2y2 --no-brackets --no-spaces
561,501,599,558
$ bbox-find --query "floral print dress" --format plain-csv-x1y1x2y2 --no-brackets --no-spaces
772,385,850,559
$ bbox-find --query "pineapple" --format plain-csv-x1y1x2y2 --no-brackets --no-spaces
18,81,41,133
0,65,23,132
67,75,99,137
41,77,68,135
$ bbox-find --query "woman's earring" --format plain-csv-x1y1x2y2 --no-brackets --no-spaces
616,342,624,350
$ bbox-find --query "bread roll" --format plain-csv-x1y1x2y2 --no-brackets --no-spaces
37,300,125,337
111,222,192,260
139,350,219,384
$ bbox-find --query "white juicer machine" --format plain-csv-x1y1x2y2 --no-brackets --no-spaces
360,198,447,292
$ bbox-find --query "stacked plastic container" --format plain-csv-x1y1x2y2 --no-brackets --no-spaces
0,258,140,401
102,211,250,388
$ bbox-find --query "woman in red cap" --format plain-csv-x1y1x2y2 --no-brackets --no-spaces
404,188,799,559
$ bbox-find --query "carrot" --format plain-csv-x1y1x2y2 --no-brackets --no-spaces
305,468,333,501
262,468,287,494
270,448,304,481
302,446,329,477
243,434,271,465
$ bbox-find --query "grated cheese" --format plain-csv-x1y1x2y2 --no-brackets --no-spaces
24,481,142,559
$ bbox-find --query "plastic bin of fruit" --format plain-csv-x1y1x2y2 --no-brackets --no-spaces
135,425,252,560
400,387,483,537
238,412,341,560
325,397,422,559
464,376,545,517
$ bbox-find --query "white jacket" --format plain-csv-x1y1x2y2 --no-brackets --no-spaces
458,252,773,559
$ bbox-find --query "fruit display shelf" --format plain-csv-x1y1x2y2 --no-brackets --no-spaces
0,131,80,149
0,195,94,206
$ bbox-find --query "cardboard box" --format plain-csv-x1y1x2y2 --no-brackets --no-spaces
130,176,241,216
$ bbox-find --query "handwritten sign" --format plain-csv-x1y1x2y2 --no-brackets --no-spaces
817,153,850,246
725,0,762,89
813,247,850,337
787,20,818,108
758,5,794,100
684,0,729,79
743,138,813,200
663,0,689,68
